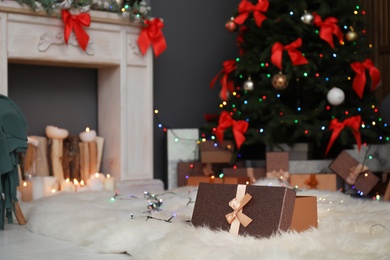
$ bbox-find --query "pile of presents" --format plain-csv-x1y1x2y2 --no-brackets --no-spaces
176,140,390,201
179,140,390,238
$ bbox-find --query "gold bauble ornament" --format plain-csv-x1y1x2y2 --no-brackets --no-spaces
272,72,288,90
346,31,358,42
225,17,237,32
243,76,254,91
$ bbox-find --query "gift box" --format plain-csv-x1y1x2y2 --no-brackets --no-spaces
289,174,337,191
187,176,250,186
329,150,379,195
191,183,296,238
222,167,266,184
290,196,318,232
199,140,234,163
267,143,312,160
266,152,290,181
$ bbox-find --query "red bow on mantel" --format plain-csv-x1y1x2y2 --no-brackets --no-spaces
62,9,91,51
216,111,249,149
210,60,237,101
234,0,269,27
350,59,381,99
271,38,308,70
325,115,362,156
313,13,343,48
137,18,167,58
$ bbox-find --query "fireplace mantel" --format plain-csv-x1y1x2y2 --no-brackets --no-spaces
0,1,154,182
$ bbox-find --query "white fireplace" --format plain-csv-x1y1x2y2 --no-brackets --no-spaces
0,1,155,183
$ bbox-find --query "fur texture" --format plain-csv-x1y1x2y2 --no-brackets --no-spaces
21,180,390,259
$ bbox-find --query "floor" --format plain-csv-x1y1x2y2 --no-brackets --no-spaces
1,223,131,260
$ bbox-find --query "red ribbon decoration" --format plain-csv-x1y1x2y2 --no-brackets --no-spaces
271,38,309,70
350,59,381,99
210,60,237,101
62,9,91,51
313,13,343,48
325,115,362,156
216,111,249,149
137,18,167,58
234,0,269,27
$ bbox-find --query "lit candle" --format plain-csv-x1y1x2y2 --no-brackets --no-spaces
31,176,44,200
87,173,104,191
43,176,58,196
17,181,33,202
75,179,90,192
45,125,69,140
60,178,75,192
79,127,97,142
103,174,115,191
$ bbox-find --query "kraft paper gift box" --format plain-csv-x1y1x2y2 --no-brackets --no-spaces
187,176,250,187
200,140,235,163
289,173,337,191
222,167,266,184
191,183,296,238
290,196,318,232
329,150,379,195
266,152,290,181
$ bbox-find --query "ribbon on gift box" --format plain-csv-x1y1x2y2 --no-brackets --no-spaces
346,164,369,185
304,174,319,189
266,169,289,181
225,184,252,235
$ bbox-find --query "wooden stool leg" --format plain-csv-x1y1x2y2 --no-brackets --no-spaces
14,202,26,225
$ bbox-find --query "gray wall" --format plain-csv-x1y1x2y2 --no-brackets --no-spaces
152,1,239,187
7,1,239,188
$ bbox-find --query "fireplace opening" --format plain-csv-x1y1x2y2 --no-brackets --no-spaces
8,63,98,137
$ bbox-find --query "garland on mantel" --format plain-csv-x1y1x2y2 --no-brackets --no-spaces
14,0,166,56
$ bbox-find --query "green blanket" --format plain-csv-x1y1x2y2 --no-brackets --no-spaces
0,94,28,230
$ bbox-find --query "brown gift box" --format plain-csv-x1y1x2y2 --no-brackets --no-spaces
266,152,290,181
200,140,235,163
191,183,296,238
289,174,337,191
222,167,266,184
329,151,379,195
187,176,250,186
290,196,318,232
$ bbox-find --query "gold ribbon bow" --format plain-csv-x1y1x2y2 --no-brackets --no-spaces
225,193,253,227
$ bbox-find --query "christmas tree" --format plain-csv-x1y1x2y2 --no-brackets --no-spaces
203,0,389,159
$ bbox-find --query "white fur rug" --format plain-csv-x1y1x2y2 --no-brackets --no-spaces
20,180,390,260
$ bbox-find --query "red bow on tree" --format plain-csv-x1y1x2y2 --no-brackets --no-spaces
350,59,381,99
62,9,91,51
137,18,167,57
210,60,237,101
313,13,343,48
216,111,249,149
325,115,362,156
271,38,308,70
234,0,269,27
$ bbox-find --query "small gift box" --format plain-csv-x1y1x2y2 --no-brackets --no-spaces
222,167,266,184
329,150,379,195
289,173,337,191
199,140,235,163
267,143,312,160
187,176,250,186
191,183,296,238
177,162,205,187
266,152,290,181
290,196,318,232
